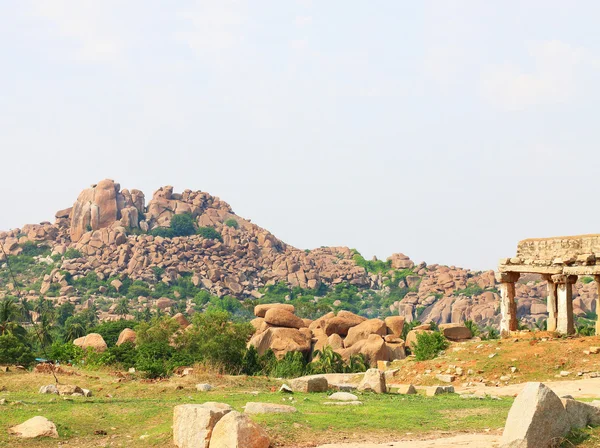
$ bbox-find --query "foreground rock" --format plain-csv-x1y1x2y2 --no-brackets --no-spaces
209,411,270,448
500,382,570,448
173,402,232,448
358,369,386,393
244,402,297,414
291,375,328,393
8,416,58,439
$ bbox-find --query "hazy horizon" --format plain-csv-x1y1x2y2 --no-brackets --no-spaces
2,1,600,270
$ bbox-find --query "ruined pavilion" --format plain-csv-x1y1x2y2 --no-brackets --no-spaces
497,234,600,336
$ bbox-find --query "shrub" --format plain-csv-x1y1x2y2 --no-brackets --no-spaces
89,320,133,346
412,331,449,361
63,248,83,259
48,342,84,364
269,351,308,378
150,227,175,238
197,227,222,241
240,345,262,376
581,276,594,285
181,310,254,372
136,341,173,378
224,218,239,229
170,213,197,237
0,334,35,367
310,346,345,374
108,342,137,368
19,242,50,257
463,320,480,337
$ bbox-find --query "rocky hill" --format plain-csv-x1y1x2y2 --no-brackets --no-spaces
0,179,596,329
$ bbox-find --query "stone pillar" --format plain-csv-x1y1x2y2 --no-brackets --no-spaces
594,275,600,336
553,274,577,335
543,274,558,332
496,272,520,336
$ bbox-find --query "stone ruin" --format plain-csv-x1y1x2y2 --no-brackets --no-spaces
498,234,600,336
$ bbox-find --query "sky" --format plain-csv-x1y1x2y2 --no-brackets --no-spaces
1,1,600,270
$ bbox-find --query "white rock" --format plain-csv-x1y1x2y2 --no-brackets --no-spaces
244,402,296,414
196,384,213,392
8,416,58,439
328,392,358,401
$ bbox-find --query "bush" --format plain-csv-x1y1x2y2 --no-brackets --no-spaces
150,227,175,238
108,341,137,368
224,218,239,229
197,227,222,242
269,351,308,378
48,342,84,364
181,310,254,372
20,242,50,257
63,248,83,259
412,331,449,361
136,341,173,378
170,213,197,237
0,334,35,367
240,345,262,375
89,320,133,346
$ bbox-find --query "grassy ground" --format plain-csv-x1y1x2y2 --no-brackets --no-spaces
0,368,512,447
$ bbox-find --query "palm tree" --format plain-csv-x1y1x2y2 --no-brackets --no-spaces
64,320,86,342
115,298,129,316
0,298,27,339
35,312,54,346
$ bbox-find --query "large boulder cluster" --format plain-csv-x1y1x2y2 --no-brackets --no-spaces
1,178,596,329
248,304,407,366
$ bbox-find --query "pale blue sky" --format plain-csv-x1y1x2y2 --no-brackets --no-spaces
1,1,599,270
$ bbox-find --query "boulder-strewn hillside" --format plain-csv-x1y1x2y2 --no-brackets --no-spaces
0,179,596,329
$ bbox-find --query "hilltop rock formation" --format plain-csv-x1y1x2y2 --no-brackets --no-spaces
1,178,597,329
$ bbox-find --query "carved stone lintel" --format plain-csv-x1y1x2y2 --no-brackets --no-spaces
495,272,520,283
551,274,578,284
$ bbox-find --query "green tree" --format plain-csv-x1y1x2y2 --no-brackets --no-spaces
170,213,197,237
197,227,222,241
412,331,449,361
0,334,35,367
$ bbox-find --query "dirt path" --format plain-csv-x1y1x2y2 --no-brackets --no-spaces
314,434,500,448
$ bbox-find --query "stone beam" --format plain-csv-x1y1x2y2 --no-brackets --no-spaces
563,266,600,276
498,264,563,275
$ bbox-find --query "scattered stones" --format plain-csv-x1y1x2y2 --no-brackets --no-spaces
426,386,454,396
244,402,297,414
8,416,58,439
39,384,59,395
435,374,455,383
396,384,417,395
278,384,293,393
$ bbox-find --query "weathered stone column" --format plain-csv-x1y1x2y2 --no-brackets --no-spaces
594,275,600,336
553,274,577,335
543,274,558,332
496,272,520,336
